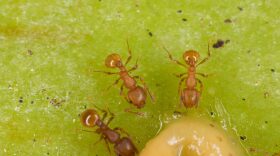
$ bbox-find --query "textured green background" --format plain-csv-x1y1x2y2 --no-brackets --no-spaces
0,0,279,156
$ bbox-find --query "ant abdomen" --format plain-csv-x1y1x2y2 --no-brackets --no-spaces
181,89,200,108
127,86,147,108
114,137,138,156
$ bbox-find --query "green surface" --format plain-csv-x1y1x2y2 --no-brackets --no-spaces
0,0,279,156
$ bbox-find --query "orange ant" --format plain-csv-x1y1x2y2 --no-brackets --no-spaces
164,43,211,108
94,41,154,114
80,108,138,156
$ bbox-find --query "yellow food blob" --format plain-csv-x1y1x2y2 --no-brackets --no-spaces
140,117,245,156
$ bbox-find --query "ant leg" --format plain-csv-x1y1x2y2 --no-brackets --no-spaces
105,110,115,126
93,70,119,75
124,40,132,66
94,105,115,125
180,92,184,107
79,129,95,133
128,58,138,72
101,111,108,122
163,46,186,68
134,76,155,102
197,41,211,66
93,135,105,145
124,107,144,116
196,78,203,94
93,105,108,121
104,139,112,156
106,77,121,90
178,77,187,94
196,73,209,78
120,84,130,103
106,116,114,126
113,127,130,137
173,72,187,78
178,77,187,107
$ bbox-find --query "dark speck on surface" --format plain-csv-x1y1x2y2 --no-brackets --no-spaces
31,101,34,104
19,97,23,103
264,92,269,98
242,98,246,101
182,18,187,22
50,98,65,107
27,50,33,55
271,68,275,72
225,39,230,44
213,39,224,48
155,83,161,87
146,29,153,37
240,135,247,141
249,148,256,152
237,6,243,11
177,10,182,13
224,19,232,23
265,121,268,124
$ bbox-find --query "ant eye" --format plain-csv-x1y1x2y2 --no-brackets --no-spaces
88,114,99,126
193,56,197,62
109,60,116,67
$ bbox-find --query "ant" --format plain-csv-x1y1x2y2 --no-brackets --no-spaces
80,108,138,156
94,41,154,114
164,43,211,108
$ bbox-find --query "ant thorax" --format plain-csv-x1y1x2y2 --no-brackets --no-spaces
188,66,196,72
104,129,121,143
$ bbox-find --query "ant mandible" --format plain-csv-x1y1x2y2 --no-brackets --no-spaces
95,41,154,114
80,108,138,156
164,43,211,108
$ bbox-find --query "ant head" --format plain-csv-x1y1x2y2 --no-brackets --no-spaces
105,53,122,68
183,50,200,65
80,109,100,127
